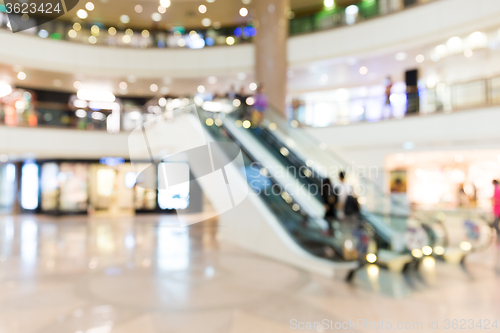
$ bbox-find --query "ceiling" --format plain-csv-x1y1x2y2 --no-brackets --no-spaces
58,0,324,30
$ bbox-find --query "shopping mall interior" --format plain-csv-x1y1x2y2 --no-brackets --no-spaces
1,0,500,332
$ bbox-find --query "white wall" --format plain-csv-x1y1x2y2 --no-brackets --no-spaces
305,106,500,190
0,126,130,159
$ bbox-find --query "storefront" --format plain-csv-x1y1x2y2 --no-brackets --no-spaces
385,150,500,211
0,162,16,213
23,159,161,215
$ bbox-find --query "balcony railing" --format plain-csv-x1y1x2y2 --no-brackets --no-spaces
0,0,436,49
293,75,500,128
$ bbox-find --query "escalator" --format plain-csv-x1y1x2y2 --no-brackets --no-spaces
196,107,374,265
230,106,489,269
199,103,435,272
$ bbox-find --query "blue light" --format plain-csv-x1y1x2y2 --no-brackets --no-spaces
205,37,214,46
234,27,243,38
100,157,125,166
38,29,49,38
243,26,256,38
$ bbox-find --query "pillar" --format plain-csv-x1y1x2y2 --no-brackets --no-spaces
254,0,289,116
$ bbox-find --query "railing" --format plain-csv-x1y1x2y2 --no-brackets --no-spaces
294,75,500,128
0,0,436,49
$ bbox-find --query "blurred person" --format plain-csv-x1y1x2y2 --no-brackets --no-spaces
236,87,249,119
492,180,500,242
226,85,237,100
321,178,338,235
252,85,267,129
383,76,393,118
457,184,469,208
336,171,354,220
493,180,500,274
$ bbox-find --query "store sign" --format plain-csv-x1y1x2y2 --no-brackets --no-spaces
4,0,80,33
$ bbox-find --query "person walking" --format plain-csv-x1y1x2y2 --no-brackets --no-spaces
492,180,500,241
322,178,337,235
492,180,500,274
336,171,354,220
252,85,267,129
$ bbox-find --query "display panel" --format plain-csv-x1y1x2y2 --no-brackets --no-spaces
21,162,39,210
40,163,59,211
59,163,88,212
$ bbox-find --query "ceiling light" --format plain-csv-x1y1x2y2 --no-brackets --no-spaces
152,13,162,22
226,36,235,45
198,5,207,13
395,52,407,61
213,22,221,29
160,0,171,8
158,5,166,13
324,0,334,8
134,4,143,13
68,29,77,38
207,0,215,2
91,25,100,35
150,84,158,92
208,76,217,84
73,22,81,31
108,27,116,35
202,18,211,27
197,85,206,93
92,111,104,120
85,2,94,11
120,15,130,24
119,82,128,90
0,83,12,98
249,82,257,91
17,71,26,80
88,36,97,44
125,28,133,36
77,9,88,19
359,66,368,75
142,30,150,38
73,81,82,89
242,0,251,4
239,7,248,16
415,54,425,63
122,35,131,43
77,89,116,102
76,109,87,118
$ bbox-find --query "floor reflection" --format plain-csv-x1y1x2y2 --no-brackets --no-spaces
0,214,498,333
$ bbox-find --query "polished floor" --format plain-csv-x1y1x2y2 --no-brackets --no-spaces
0,215,499,333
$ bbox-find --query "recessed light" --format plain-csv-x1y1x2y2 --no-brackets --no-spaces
239,7,248,16
152,13,162,22
415,54,425,63
76,9,88,19
120,15,130,24
160,0,170,8
85,2,94,11
199,4,207,13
